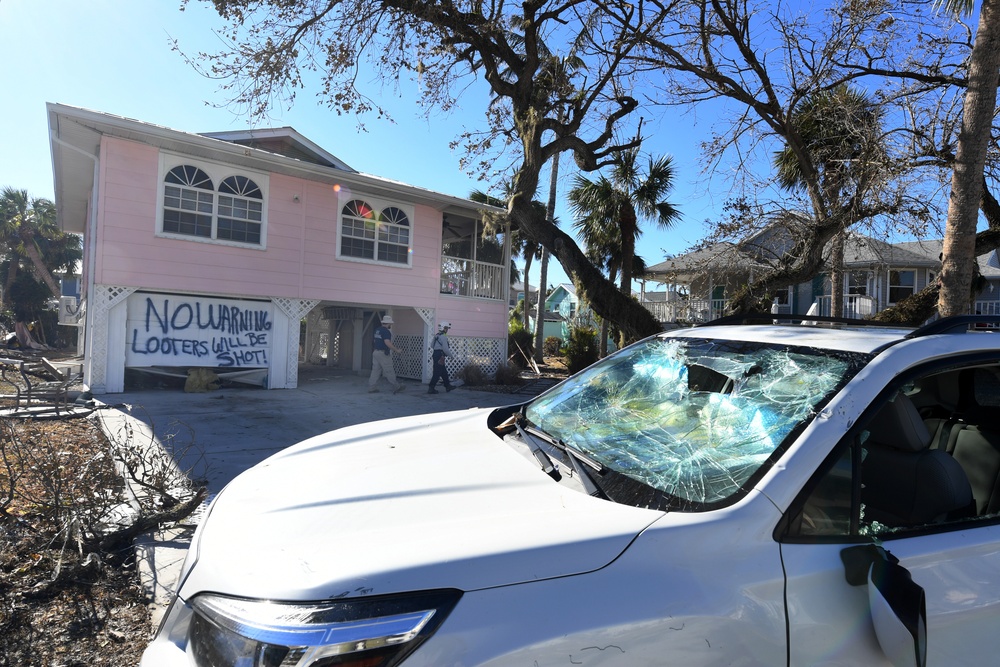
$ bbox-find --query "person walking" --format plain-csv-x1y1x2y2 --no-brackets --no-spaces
428,321,454,394
368,315,405,393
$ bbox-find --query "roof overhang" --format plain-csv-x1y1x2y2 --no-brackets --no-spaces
47,103,503,235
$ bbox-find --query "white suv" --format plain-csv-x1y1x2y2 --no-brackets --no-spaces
142,315,1000,667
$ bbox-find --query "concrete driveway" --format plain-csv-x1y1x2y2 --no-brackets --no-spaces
104,369,526,632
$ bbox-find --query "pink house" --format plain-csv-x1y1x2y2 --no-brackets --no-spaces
47,104,510,393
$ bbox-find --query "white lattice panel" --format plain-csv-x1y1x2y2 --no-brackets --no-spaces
394,335,504,380
273,297,319,321
448,337,505,377
274,299,320,388
89,285,136,391
394,335,426,379
415,308,435,327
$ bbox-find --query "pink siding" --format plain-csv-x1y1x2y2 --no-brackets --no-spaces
94,136,507,330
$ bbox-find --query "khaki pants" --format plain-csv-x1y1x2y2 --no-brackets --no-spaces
369,350,399,389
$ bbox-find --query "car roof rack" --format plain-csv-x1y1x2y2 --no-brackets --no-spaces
906,315,1000,338
695,313,912,329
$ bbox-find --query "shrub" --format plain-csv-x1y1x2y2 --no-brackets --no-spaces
457,363,488,386
543,336,562,356
565,325,599,375
507,322,534,368
493,362,523,386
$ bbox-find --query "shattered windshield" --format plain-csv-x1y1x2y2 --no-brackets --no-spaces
524,336,867,510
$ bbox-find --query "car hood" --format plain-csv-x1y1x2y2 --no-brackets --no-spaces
179,409,663,601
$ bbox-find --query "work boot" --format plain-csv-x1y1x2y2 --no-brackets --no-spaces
393,384,406,394
427,388,439,394
445,385,455,392
367,386,379,393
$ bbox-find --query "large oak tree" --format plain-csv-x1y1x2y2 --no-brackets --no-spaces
193,0,673,342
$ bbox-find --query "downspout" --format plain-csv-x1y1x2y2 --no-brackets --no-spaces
50,134,99,392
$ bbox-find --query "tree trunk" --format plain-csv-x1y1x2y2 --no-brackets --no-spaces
510,129,660,345
522,251,533,332
938,0,1000,317
619,208,638,295
534,155,559,363
599,317,610,357
877,178,1000,324
22,240,61,298
3,259,18,310
830,230,845,318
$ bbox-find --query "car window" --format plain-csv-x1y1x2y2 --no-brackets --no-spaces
786,361,1000,540
524,336,866,510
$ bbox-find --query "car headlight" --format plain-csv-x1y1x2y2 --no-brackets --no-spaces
187,589,462,667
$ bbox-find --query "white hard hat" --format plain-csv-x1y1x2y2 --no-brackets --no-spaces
439,321,452,329
381,315,394,325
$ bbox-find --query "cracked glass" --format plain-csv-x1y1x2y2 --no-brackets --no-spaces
525,336,866,509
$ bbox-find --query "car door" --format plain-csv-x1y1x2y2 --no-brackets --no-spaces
780,526,1000,666
777,358,1000,666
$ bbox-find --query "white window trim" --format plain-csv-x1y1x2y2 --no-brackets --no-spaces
335,194,414,269
844,270,872,296
156,152,270,250
887,268,917,305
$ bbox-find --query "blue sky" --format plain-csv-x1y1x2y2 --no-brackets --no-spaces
1,1,730,291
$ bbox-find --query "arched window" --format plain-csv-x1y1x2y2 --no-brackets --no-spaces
338,200,411,265
160,164,266,246
218,175,263,244
340,199,377,259
377,207,410,264
163,165,214,238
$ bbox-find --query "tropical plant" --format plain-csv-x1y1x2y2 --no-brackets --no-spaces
568,148,681,295
0,187,82,343
565,325,599,375
569,148,679,348
772,85,886,317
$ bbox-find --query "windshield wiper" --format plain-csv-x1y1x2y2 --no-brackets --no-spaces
513,420,562,481
522,423,611,500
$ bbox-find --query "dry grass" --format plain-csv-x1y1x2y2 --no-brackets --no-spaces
0,416,151,666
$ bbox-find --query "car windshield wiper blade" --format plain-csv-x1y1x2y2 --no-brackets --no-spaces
513,420,562,481
522,423,610,500
524,425,603,471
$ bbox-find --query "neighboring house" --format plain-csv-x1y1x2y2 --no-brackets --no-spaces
537,283,608,343
48,103,509,393
643,224,1000,324
510,281,538,310
540,283,576,342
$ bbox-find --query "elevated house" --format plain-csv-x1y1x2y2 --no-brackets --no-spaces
642,223,1000,324
48,104,509,393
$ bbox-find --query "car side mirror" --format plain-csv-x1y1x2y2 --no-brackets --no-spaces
841,545,927,667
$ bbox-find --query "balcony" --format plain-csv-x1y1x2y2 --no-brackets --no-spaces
642,298,728,324
975,300,1000,315
440,258,505,301
815,294,878,318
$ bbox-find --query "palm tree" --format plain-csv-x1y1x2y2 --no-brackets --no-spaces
0,187,82,334
773,85,885,317
0,188,66,302
935,0,1000,316
574,218,649,356
568,148,681,295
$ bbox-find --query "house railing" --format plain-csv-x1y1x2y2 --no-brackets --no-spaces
815,295,878,319
974,300,1000,315
642,298,728,323
440,259,505,300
